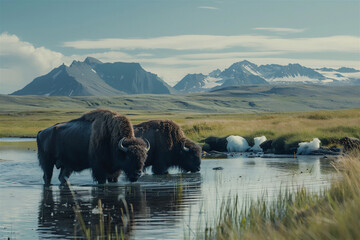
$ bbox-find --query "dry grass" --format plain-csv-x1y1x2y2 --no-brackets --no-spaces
198,151,360,240
181,109,360,149
0,109,359,151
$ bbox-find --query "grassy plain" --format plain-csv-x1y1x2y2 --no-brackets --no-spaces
0,109,360,148
1,108,359,150
198,151,360,240
1,85,359,148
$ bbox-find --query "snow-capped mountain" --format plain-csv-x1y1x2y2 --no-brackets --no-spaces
260,63,325,83
219,61,268,87
175,61,268,92
316,67,360,85
175,60,360,93
11,58,359,96
12,57,174,96
174,73,224,92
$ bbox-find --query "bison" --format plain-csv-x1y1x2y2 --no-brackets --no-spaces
133,120,201,174
37,109,149,185
339,137,360,152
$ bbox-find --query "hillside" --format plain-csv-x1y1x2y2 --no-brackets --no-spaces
2,85,360,113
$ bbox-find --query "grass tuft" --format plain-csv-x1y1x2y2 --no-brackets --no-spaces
197,151,360,239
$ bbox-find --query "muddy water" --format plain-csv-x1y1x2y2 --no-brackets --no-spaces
0,139,336,240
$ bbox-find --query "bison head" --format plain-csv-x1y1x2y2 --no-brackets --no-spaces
117,137,150,182
178,140,201,173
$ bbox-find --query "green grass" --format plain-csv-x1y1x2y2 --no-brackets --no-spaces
0,110,85,137
0,108,359,153
182,109,360,150
1,92,359,150
196,151,360,239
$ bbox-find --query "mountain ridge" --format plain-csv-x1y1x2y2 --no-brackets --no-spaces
12,57,174,96
175,60,360,93
11,58,360,95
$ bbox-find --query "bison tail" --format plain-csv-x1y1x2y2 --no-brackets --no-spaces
37,131,55,185
37,132,46,169
37,131,53,170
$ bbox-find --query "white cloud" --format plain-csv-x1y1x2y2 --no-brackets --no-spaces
0,33,66,94
63,34,360,53
198,6,219,10
180,51,284,59
254,27,306,33
83,51,134,63
1,33,359,93
135,53,153,57
0,33,136,94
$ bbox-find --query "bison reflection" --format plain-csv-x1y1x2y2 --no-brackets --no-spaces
38,174,202,239
134,120,201,174
37,109,149,185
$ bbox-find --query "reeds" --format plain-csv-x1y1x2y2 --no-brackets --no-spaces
198,151,360,239
67,181,130,240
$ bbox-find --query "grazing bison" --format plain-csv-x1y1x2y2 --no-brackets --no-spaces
37,109,149,185
134,120,201,174
204,136,228,152
339,137,360,152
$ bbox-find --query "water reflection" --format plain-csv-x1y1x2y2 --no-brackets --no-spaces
265,156,336,175
38,174,202,239
0,141,337,240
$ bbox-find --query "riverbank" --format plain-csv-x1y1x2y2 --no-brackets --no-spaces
1,109,359,153
0,140,337,240
197,151,360,239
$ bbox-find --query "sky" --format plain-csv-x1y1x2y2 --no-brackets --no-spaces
0,0,360,94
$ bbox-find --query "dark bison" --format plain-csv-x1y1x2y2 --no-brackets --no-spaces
37,109,149,185
339,137,360,152
134,120,201,174
203,136,228,152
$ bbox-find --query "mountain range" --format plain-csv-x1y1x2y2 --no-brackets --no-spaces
12,57,174,96
11,57,360,96
174,60,360,92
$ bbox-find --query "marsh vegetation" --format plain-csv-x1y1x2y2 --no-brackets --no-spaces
197,151,360,240
1,108,359,153
1,95,359,239
0,140,336,239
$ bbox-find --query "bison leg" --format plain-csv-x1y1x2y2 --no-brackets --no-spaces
58,168,72,185
107,170,122,183
42,163,54,186
152,165,169,175
38,146,54,185
96,177,106,184
92,166,107,184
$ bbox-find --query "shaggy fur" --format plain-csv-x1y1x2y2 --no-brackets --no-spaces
135,120,185,149
134,120,201,174
340,137,360,152
204,136,228,152
37,109,147,185
80,109,134,148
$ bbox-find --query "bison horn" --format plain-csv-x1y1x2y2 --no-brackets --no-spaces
182,141,190,152
118,137,128,152
144,138,150,152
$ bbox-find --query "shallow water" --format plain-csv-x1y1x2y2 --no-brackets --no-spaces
0,137,36,142
0,140,336,240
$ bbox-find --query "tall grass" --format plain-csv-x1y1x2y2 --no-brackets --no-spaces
198,151,360,239
181,109,360,150
1,109,359,142
66,181,129,240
